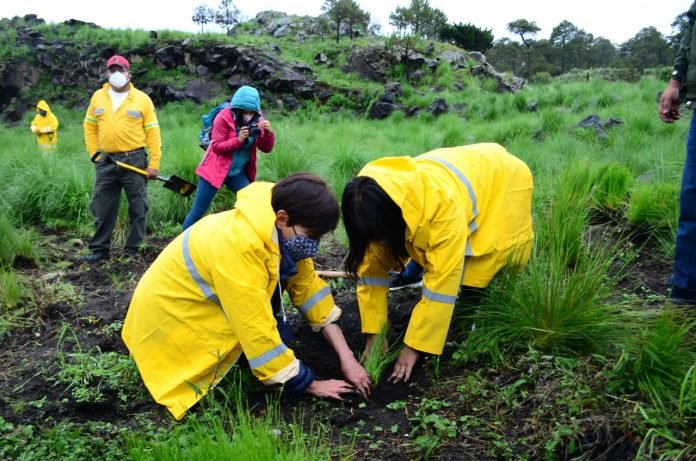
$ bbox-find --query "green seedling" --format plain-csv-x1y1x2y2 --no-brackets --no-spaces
360,324,402,388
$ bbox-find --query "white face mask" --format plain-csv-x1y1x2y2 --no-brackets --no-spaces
108,71,129,89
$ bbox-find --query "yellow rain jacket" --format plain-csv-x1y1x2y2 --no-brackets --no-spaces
83,83,162,169
122,182,341,420
356,143,534,355
30,100,59,152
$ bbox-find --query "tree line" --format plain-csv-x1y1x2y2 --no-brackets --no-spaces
192,0,688,78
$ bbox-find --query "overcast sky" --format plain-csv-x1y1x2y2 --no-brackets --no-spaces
0,0,690,45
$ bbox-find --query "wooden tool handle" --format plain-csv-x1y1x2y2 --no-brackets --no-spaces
316,270,351,279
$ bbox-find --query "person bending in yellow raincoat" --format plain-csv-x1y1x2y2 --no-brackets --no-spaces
30,100,59,152
342,143,534,383
122,173,371,420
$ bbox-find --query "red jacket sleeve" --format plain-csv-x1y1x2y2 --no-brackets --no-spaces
210,110,243,156
257,116,275,153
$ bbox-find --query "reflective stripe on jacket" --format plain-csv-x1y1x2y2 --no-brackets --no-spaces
121,181,339,420
356,143,534,355
31,100,59,148
83,83,162,169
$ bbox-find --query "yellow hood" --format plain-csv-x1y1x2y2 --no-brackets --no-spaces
36,100,51,112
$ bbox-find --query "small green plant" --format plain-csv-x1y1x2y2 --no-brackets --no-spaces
0,269,25,308
51,323,140,404
410,398,456,459
360,324,401,387
385,400,406,411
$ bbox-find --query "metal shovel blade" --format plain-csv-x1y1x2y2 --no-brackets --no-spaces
161,175,196,197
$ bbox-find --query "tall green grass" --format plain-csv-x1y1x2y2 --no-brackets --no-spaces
0,75,688,245
628,182,680,233
609,308,696,413
127,397,338,460
457,162,630,361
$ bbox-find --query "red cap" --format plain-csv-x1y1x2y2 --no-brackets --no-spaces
106,55,130,70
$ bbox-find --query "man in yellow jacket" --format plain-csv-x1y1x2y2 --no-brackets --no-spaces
80,55,161,264
30,100,59,152
122,174,371,420
342,143,534,382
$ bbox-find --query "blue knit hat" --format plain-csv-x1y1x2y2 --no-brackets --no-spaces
230,86,261,113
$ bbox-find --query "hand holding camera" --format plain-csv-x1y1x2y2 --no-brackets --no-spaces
247,114,262,137
238,126,250,143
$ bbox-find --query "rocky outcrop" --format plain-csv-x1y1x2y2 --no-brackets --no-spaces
252,10,366,41
343,46,390,83
470,62,525,93
0,13,523,123
0,15,333,122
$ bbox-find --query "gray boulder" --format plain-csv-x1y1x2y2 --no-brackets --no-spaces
471,62,525,93
428,98,448,116
577,114,624,138
369,101,402,119
184,79,224,101
438,50,470,69
344,46,389,83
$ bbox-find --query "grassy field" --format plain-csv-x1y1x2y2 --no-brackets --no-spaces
1,73,695,459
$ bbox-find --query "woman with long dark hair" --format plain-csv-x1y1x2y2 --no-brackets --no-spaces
342,143,534,382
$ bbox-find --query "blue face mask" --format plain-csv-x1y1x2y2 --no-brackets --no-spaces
284,235,320,261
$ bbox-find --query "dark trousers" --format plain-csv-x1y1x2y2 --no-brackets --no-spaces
671,114,696,303
88,150,148,254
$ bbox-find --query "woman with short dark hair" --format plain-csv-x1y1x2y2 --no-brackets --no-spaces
342,144,534,382
123,173,370,420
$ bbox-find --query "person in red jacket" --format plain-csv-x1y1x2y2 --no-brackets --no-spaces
182,86,274,230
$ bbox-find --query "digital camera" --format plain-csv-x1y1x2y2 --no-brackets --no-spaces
247,115,262,137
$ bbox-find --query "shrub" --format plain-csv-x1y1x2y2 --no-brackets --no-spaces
532,72,552,84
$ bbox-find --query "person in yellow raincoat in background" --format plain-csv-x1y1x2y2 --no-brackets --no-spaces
122,173,371,420
30,100,59,152
341,143,534,383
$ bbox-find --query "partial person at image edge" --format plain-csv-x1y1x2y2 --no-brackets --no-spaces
658,0,696,306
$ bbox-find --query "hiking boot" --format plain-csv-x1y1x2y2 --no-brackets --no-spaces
78,251,109,264
389,271,423,291
669,286,696,308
